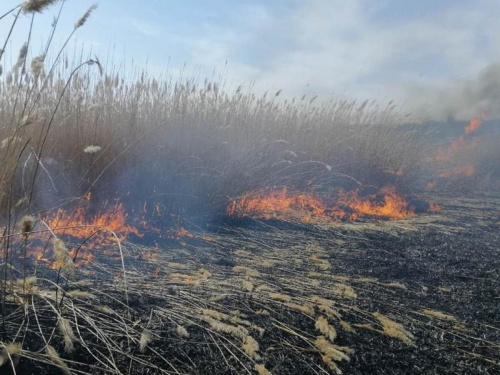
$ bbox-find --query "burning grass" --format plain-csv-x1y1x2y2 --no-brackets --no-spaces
1,2,500,374
2,194,500,374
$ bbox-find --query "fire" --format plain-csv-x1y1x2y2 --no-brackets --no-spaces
27,202,142,268
436,116,484,162
227,186,417,223
227,188,327,223
43,202,140,245
429,202,442,213
464,117,482,134
339,186,414,220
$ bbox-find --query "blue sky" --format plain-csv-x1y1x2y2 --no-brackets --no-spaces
1,0,499,119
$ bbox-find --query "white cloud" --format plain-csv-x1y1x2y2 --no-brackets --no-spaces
181,0,500,118
129,18,162,37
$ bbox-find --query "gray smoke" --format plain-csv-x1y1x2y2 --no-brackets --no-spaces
409,62,500,121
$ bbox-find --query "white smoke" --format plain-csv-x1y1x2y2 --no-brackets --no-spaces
408,62,500,121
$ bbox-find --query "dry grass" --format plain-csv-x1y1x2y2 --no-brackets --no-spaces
0,3,498,375
373,312,414,345
420,308,457,321
315,316,337,341
255,363,272,375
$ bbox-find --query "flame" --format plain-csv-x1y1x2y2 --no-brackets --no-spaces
227,188,327,223
429,202,442,213
436,116,484,162
29,202,142,268
339,186,414,220
464,117,482,134
44,202,140,244
438,165,475,178
227,186,417,223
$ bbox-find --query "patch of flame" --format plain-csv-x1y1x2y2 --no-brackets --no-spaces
227,188,327,223
44,202,140,244
464,117,482,134
339,186,414,220
227,186,417,223
31,202,141,268
429,202,442,213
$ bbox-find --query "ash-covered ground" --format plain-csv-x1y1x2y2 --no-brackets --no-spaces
10,194,500,375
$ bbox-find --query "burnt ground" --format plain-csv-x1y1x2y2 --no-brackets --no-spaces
4,193,500,375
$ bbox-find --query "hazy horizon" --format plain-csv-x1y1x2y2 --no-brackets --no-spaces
1,0,499,120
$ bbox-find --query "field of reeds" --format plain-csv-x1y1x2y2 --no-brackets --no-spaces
1,2,500,374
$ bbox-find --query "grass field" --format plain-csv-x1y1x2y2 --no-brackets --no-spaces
1,2,500,374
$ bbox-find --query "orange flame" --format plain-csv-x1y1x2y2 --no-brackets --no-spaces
429,202,442,213
227,188,327,223
339,186,414,220
436,116,484,162
30,202,142,268
227,186,417,223
464,117,482,134
44,202,140,245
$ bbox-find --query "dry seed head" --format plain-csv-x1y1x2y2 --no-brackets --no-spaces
16,276,37,294
332,283,357,299
242,335,260,360
254,364,272,375
242,280,254,292
286,302,315,316
176,325,189,338
202,316,248,339
139,330,153,352
21,215,35,234
46,345,70,375
268,292,292,302
373,312,414,345
66,290,95,300
58,318,76,353
75,4,98,29
340,320,355,333
17,43,28,61
52,238,74,276
31,55,45,76
83,145,101,154
315,316,337,341
21,0,60,13
0,342,22,366
419,308,457,321
315,335,351,362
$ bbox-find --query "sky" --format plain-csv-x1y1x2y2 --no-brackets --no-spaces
1,0,499,120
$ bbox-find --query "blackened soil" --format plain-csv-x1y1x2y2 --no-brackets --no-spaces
7,194,500,375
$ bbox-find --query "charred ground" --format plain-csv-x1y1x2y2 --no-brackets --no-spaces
4,193,499,375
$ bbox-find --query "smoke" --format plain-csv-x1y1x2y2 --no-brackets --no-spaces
409,62,500,121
